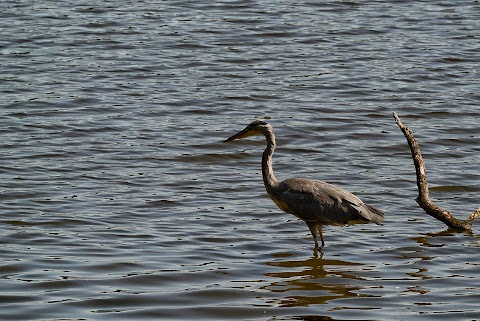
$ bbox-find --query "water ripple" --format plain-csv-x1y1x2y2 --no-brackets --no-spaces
1,0,479,320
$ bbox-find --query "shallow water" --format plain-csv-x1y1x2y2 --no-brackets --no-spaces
1,0,479,320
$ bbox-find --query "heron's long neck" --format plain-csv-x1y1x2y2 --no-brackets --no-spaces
262,128,279,194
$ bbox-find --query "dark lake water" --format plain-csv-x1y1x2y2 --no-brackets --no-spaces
1,0,479,320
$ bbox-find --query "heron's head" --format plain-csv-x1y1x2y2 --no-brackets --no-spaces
224,120,270,143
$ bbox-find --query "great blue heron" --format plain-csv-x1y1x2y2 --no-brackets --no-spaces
224,120,384,250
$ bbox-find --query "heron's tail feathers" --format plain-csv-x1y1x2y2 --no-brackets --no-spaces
364,204,385,225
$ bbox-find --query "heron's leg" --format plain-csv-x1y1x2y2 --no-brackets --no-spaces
317,225,325,247
306,222,318,249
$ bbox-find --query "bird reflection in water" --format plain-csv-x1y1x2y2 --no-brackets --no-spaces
262,255,374,308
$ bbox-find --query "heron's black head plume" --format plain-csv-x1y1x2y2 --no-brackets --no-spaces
248,120,268,127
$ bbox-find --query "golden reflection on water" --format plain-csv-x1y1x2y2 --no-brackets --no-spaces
413,228,457,247
262,255,373,308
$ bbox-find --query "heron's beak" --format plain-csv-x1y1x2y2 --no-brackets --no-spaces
224,128,253,143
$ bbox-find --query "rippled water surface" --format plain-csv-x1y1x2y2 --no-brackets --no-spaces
1,0,480,320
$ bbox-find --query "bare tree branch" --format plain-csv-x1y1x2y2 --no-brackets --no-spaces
392,112,478,231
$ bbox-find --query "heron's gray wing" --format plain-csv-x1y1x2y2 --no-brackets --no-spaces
280,190,336,224
279,178,381,225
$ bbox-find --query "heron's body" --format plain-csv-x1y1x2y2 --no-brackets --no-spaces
270,178,383,226
224,120,384,250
